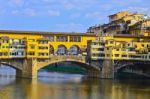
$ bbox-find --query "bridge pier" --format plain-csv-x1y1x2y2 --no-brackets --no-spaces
16,58,38,79
101,59,114,79
87,69,101,78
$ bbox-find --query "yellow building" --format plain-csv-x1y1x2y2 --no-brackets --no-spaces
0,36,10,58
108,11,130,22
87,40,105,60
0,30,96,59
88,11,148,36
87,34,150,61
105,12,146,34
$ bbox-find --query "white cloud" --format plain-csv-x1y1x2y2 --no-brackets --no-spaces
11,10,19,15
60,0,97,10
24,8,36,16
11,8,36,16
101,4,112,10
70,13,81,19
60,1,75,10
9,0,25,6
42,0,55,2
48,10,60,16
110,0,143,6
0,9,6,15
127,7,149,14
85,12,101,19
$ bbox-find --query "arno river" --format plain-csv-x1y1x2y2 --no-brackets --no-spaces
0,67,150,99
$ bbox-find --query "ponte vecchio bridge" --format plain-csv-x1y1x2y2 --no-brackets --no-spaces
0,30,102,78
0,30,150,79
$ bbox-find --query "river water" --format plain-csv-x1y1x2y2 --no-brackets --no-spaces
0,67,150,99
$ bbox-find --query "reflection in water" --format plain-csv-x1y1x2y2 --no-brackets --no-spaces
38,72,84,83
0,68,150,99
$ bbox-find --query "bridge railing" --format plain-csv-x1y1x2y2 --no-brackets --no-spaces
48,55,86,63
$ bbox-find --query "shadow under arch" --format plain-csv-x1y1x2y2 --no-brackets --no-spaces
115,61,150,78
37,59,101,77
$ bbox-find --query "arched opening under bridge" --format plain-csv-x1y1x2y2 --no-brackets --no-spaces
0,63,22,78
115,61,150,79
37,60,101,78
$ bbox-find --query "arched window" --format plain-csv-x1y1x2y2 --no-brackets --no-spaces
69,45,80,55
57,45,67,55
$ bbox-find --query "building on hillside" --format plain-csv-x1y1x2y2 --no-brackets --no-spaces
87,11,149,36
105,12,147,34
129,19,150,36
87,24,108,34
108,11,130,22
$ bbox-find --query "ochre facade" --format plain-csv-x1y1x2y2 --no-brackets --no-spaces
0,30,96,59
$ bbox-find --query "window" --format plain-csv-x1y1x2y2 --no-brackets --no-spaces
70,36,81,42
116,49,119,51
99,54,105,57
38,53,49,56
122,48,126,51
31,45,35,49
3,52,8,56
56,36,68,42
92,42,97,45
39,40,48,44
0,53,2,56
115,54,119,57
107,54,110,57
109,41,114,44
122,55,127,57
98,48,104,51
28,52,35,56
48,36,54,42
39,46,49,49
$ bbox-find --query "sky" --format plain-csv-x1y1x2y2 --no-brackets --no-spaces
0,0,149,33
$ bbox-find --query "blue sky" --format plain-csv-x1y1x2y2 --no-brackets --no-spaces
0,0,149,32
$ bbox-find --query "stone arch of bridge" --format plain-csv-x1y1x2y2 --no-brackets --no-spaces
37,59,101,77
115,61,150,74
115,61,134,72
0,62,23,76
0,62,22,71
